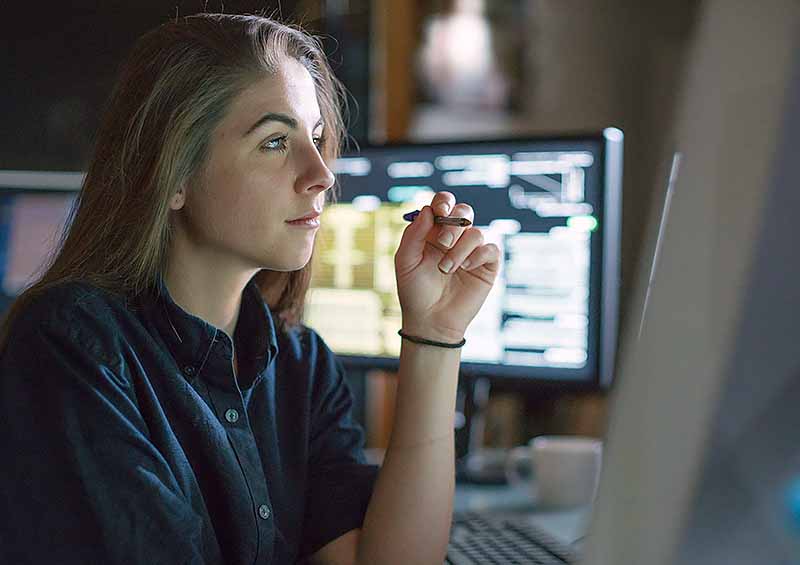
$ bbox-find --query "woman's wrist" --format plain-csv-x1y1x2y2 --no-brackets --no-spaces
399,322,465,345
398,329,465,348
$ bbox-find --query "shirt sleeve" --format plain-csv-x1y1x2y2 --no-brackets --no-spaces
0,319,217,565
297,333,381,561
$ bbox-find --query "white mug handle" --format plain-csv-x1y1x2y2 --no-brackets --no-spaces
504,446,533,487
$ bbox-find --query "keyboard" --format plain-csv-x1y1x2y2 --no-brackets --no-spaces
445,511,579,564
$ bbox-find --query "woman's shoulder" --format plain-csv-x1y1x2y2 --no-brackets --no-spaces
1,281,135,387
14,280,127,327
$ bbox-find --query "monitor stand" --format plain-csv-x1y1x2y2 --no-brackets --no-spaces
455,375,507,483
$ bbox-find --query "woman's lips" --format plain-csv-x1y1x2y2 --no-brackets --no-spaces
286,208,322,228
285,216,320,228
286,210,321,222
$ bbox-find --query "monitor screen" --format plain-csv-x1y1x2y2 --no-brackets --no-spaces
305,131,623,386
0,173,80,314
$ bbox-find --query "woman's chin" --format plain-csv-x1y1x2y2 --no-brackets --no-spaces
263,255,311,272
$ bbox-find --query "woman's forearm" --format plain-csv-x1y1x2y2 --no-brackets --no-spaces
357,339,461,565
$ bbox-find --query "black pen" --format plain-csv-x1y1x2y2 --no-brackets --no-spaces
403,209,472,227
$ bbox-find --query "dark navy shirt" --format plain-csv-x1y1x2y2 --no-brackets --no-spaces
0,275,380,564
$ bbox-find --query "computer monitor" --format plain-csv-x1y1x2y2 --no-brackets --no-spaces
305,130,623,389
583,1,800,563
0,171,80,313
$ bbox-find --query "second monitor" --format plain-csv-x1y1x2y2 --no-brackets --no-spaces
304,129,623,389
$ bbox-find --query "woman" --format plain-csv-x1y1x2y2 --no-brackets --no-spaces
0,13,499,565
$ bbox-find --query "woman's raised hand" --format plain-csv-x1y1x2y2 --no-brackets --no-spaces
394,191,501,344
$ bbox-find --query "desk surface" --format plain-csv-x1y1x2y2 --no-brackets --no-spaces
454,482,592,546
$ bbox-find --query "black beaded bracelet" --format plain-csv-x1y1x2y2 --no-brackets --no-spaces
398,329,466,349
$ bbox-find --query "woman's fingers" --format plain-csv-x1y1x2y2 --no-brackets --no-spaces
460,243,501,274
429,191,457,219
437,227,484,274
431,202,475,250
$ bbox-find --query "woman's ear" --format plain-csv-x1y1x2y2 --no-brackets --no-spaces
170,184,186,211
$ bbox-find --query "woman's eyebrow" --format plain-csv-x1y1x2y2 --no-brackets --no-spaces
243,113,324,137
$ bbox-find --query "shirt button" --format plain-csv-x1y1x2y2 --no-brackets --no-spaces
183,366,195,377
224,408,239,423
258,504,271,520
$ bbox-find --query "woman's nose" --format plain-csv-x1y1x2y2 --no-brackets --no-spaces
296,144,336,194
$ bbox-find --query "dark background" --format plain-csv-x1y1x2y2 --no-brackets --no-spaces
1,1,371,171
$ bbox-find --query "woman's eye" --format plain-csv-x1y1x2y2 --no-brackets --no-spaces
260,134,325,154
260,136,288,153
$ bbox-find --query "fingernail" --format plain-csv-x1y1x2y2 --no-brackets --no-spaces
438,232,454,247
439,258,453,273
437,203,450,215
460,259,471,270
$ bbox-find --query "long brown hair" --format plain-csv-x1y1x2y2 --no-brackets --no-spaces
0,12,349,354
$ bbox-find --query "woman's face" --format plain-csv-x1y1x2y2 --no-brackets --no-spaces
172,58,335,273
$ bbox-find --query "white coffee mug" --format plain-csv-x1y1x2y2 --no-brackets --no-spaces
505,435,603,509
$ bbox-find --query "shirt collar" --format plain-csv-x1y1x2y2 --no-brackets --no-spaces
139,274,279,389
